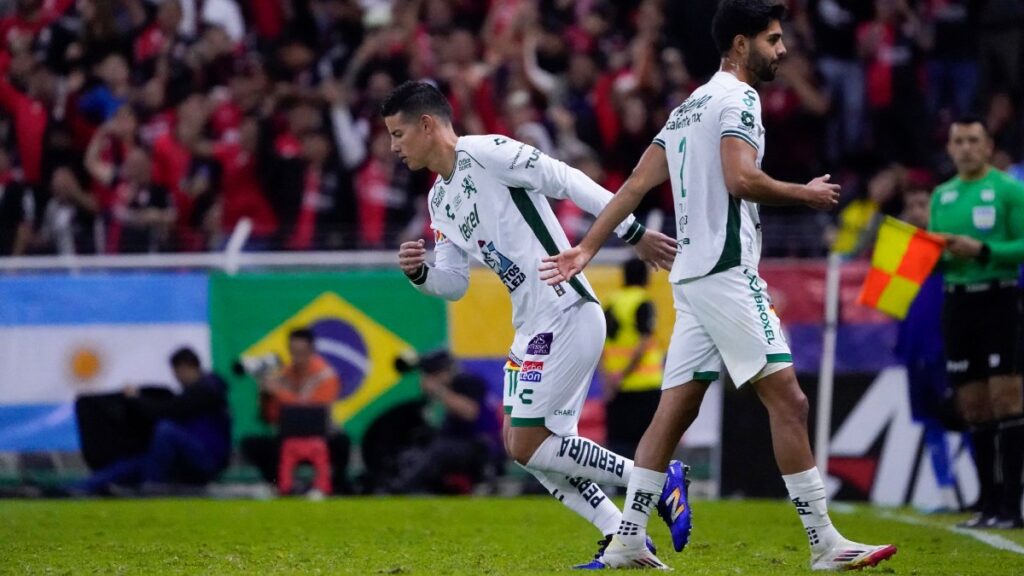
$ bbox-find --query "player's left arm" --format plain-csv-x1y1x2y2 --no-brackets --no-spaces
984,181,1024,264
540,144,672,284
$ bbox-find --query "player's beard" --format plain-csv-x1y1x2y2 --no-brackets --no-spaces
749,49,778,84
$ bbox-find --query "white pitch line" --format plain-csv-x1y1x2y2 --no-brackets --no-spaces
876,510,1024,555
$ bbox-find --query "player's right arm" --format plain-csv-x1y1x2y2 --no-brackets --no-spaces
720,138,839,209
539,144,670,285
398,231,471,301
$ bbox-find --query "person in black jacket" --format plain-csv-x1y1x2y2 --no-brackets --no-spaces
73,347,231,495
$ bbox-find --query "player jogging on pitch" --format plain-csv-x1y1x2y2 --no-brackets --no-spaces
541,1,897,570
382,81,691,568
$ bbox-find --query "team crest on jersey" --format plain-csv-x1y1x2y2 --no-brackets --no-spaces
433,229,448,244
521,360,544,383
462,175,477,197
479,240,526,292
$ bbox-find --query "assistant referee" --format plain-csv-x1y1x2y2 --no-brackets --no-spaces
930,116,1024,529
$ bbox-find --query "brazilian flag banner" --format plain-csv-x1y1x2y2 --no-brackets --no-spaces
209,271,447,443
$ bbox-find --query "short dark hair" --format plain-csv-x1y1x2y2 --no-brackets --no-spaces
712,0,787,56
624,258,649,287
289,328,315,345
379,81,453,123
951,114,989,134
170,347,201,369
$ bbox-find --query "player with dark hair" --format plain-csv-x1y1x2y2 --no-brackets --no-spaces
930,116,1024,529
382,80,690,567
542,0,897,569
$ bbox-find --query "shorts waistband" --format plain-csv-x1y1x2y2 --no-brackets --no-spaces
944,279,1018,294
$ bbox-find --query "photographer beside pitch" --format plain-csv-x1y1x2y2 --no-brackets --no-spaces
541,0,896,570
929,117,1024,529
240,328,351,494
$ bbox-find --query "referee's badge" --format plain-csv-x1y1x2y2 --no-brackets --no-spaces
972,206,996,231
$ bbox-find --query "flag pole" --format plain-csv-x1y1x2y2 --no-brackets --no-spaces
816,252,842,478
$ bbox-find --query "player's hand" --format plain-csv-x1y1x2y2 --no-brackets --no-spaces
803,174,841,211
632,229,678,271
539,246,594,285
398,239,427,275
944,234,983,259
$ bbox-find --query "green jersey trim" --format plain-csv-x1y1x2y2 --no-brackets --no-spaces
508,187,598,303
707,195,743,276
693,371,720,381
721,130,759,151
511,416,545,427
766,353,793,363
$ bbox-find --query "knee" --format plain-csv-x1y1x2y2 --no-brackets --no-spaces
773,389,809,425
507,439,536,466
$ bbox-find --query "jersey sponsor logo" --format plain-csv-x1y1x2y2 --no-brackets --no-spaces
940,190,958,204
527,332,553,355
553,283,566,297
666,94,712,131
742,89,758,108
479,240,527,292
553,408,576,417
947,359,968,373
459,203,480,240
981,189,995,202
972,205,996,230
431,186,446,211
744,269,778,345
525,147,541,169
493,137,507,146
457,156,472,171
521,360,544,382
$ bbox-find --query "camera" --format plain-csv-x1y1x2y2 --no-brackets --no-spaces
232,353,282,378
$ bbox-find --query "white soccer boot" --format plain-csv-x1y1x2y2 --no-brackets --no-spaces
598,535,671,570
810,538,897,571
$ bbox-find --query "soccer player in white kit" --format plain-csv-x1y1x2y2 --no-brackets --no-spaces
542,0,898,571
382,81,690,566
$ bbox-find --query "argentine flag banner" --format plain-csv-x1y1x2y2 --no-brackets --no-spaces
0,273,209,451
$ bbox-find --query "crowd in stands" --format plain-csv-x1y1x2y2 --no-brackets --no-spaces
0,0,1023,257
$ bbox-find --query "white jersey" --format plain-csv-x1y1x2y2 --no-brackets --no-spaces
654,71,765,283
407,135,643,334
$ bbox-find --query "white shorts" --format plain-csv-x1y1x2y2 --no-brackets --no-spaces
663,266,792,389
502,300,605,436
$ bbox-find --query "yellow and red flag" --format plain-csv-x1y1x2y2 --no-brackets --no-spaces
857,216,945,319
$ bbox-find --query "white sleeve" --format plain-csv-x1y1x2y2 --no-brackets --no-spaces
407,230,470,301
719,87,762,152
483,138,645,244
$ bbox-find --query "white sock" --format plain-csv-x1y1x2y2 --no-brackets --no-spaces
782,467,842,554
523,465,622,535
526,435,633,487
615,467,666,548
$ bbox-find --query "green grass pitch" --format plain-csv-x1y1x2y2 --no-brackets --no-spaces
2,497,1023,575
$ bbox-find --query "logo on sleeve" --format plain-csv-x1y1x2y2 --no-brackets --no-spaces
527,332,553,355
521,360,544,383
740,111,755,131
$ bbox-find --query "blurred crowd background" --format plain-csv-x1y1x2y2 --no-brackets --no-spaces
1,0,1023,257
